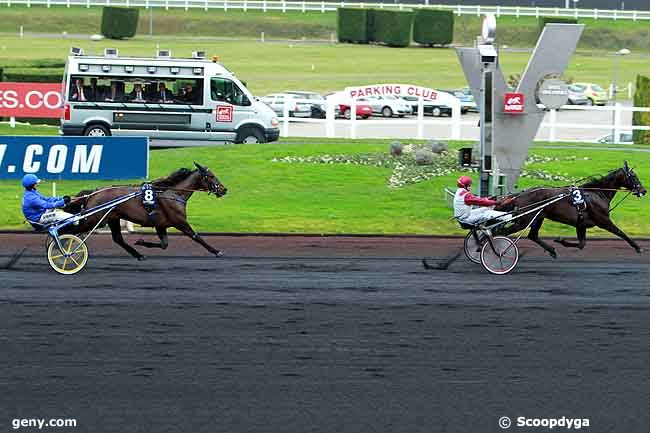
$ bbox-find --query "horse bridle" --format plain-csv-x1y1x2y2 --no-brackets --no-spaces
623,165,644,196
196,167,223,196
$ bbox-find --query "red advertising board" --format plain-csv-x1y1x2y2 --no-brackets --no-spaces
503,92,525,114
216,105,233,122
0,83,63,118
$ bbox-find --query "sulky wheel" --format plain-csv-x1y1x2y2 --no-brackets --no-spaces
47,234,89,275
463,231,485,264
480,236,519,275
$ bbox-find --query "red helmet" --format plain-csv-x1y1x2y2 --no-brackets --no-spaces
457,175,473,188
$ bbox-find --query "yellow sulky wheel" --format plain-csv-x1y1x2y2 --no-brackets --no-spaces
47,234,89,275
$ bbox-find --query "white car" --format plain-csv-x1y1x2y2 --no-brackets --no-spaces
359,95,412,118
260,93,312,118
285,91,327,118
598,131,633,144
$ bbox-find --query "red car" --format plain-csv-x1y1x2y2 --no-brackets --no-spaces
324,93,372,119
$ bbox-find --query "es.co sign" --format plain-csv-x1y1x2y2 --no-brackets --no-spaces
0,83,63,118
504,92,525,114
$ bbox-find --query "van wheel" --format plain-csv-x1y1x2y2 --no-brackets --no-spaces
382,106,393,117
84,124,111,136
236,126,266,144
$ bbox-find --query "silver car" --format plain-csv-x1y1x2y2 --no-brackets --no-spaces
285,91,327,118
567,84,589,105
260,93,312,118
359,95,412,118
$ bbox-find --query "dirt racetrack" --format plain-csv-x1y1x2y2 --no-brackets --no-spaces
1,233,649,433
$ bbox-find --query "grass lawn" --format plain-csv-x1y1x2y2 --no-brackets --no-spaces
0,135,648,237
1,35,647,95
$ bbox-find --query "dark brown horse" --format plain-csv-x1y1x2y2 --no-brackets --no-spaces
63,162,227,260
495,161,646,258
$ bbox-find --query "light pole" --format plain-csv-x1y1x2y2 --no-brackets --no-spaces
611,48,630,143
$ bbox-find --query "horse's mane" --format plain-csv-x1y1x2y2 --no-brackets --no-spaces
581,168,623,189
152,168,195,188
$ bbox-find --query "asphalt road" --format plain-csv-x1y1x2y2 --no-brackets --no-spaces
1,235,649,433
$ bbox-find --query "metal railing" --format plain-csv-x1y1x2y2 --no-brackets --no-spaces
2,0,650,21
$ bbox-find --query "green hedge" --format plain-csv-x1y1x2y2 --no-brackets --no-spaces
372,9,413,48
633,75,650,145
337,8,368,43
367,9,377,42
538,16,578,34
101,6,139,40
2,68,63,83
413,9,454,46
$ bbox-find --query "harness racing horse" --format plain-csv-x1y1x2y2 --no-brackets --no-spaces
495,161,646,258
63,162,227,261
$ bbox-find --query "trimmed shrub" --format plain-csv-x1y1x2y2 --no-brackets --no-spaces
337,8,368,43
373,9,413,48
633,74,650,145
366,9,377,42
101,6,139,40
413,9,454,46
538,16,578,35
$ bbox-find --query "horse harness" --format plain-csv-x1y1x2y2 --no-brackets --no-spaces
569,187,587,225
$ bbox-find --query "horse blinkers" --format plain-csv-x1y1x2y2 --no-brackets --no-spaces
623,161,646,197
194,162,228,197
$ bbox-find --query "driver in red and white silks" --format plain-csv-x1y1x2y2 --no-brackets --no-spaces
454,175,512,225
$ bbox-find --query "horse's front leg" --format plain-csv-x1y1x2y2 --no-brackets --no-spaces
595,217,643,254
175,222,223,257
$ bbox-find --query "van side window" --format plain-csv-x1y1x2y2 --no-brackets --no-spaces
211,77,250,106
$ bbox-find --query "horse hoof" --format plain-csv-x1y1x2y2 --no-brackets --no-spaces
215,250,224,258
135,239,145,246
553,238,563,244
549,250,557,259
636,248,644,255
137,255,146,261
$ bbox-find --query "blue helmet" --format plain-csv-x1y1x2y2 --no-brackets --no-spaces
22,174,40,189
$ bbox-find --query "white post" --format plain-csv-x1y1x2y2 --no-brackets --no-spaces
325,96,335,138
282,96,289,137
456,4,460,16
263,0,266,12
496,5,500,17
417,97,424,140
535,7,539,18
330,32,335,44
608,83,614,99
52,182,56,197
9,116,16,128
549,108,557,142
281,0,285,13
321,0,324,13
633,10,637,21
244,0,247,11
19,25,23,38
301,0,305,12
628,82,633,99
260,31,264,42
516,6,519,18
613,103,622,144
350,98,357,139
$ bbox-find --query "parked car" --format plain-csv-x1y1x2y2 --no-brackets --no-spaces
359,95,412,118
260,93,312,118
399,95,451,117
445,88,477,114
598,131,633,144
284,91,327,118
324,92,373,119
572,82,608,106
567,84,590,105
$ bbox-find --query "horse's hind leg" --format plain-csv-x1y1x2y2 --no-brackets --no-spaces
135,227,169,250
109,219,145,261
528,216,557,259
554,225,587,249
175,222,223,257
595,217,643,253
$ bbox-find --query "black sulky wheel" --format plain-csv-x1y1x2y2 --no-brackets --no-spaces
463,231,485,264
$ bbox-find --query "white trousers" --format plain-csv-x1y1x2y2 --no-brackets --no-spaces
461,208,511,226
39,209,75,225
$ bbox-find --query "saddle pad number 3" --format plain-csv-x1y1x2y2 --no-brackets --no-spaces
571,189,585,206
141,183,156,207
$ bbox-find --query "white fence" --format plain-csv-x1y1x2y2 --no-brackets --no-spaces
2,0,650,21
276,98,650,144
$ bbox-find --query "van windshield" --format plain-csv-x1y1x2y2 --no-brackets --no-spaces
68,75,204,105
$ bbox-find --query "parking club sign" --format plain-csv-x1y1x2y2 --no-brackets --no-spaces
503,92,525,114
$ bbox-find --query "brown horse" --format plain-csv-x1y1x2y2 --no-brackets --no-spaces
495,161,646,258
63,162,227,260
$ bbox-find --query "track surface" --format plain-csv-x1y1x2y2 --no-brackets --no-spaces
1,234,650,433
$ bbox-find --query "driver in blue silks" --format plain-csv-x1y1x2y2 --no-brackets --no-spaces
21,174,74,225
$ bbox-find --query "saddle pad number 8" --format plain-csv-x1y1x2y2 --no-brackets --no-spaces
141,183,157,208
570,188,585,206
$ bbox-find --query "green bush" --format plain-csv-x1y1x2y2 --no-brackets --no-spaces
3,68,63,83
367,9,377,42
633,75,650,145
372,9,413,48
337,8,368,43
538,16,578,35
101,6,139,40
413,9,454,46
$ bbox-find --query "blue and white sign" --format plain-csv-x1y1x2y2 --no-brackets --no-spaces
0,136,148,180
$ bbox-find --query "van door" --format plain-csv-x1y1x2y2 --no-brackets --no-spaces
210,77,255,138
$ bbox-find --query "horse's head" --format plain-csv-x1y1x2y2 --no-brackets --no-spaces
194,162,227,197
621,161,646,197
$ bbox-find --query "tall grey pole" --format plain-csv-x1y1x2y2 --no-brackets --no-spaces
611,54,619,140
